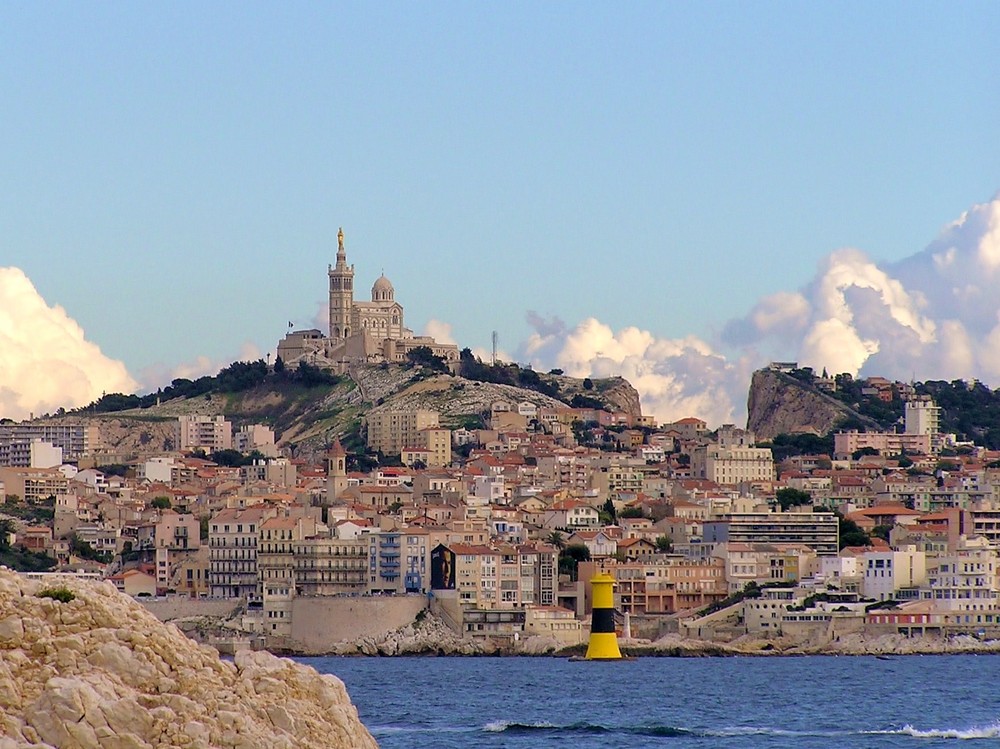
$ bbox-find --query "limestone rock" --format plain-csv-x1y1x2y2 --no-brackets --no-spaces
0,569,378,749
746,368,881,440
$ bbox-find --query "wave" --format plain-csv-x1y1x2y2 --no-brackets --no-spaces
482,721,1000,740
482,721,693,737
870,723,1000,740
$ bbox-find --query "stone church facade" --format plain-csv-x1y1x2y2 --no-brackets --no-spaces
277,229,459,371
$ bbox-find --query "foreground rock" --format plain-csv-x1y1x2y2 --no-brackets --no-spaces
0,569,378,749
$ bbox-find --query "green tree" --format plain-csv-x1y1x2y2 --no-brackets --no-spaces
775,488,812,511
871,524,892,542
0,519,14,551
558,543,591,581
546,531,566,550
150,497,171,510
406,346,449,373
838,515,870,549
852,447,880,461
600,498,617,524
582,378,594,390
655,535,673,554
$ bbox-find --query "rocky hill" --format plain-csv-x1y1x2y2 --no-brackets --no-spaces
746,369,881,441
0,569,377,749
52,362,642,464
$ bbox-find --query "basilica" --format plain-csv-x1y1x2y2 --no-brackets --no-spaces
276,229,459,371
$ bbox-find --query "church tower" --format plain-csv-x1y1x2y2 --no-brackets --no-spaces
326,438,349,504
327,227,354,340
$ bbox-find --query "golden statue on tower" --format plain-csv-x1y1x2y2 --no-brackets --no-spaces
337,227,345,252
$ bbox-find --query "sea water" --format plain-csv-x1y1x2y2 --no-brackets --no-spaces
300,654,1000,748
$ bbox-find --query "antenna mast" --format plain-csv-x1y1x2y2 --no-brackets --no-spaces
491,331,499,366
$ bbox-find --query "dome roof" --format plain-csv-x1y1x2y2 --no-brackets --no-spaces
372,274,394,299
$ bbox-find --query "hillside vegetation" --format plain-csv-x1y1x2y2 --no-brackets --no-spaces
57,354,640,463
749,367,1000,450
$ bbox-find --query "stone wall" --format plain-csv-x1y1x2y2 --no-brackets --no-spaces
139,596,241,621
287,594,428,653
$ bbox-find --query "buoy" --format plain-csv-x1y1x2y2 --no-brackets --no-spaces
585,571,622,660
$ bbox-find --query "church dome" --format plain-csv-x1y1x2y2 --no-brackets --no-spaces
372,274,394,301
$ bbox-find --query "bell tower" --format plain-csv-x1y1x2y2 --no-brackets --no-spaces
328,227,354,340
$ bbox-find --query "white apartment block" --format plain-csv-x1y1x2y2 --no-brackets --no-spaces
692,444,775,485
905,397,942,452
0,439,62,469
862,548,927,601
0,423,100,461
178,415,232,452
921,543,1000,617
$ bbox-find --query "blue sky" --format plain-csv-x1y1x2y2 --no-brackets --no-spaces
3,3,1000,422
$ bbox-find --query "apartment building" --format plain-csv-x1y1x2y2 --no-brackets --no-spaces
691,444,774,486
364,409,440,455
0,422,100,461
703,511,839,556
208,506,275,599
921,542,1000,619
0,467,70,503
258,515,319,636
862,548,927,601
178,415,233,452
291,536,368,595
441,542,557,609
585,557,728,615
0,439,62,468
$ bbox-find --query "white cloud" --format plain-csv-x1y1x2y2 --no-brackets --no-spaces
518,314,750,426
520,192,1000,427
0,267,137,419
423,319,457,345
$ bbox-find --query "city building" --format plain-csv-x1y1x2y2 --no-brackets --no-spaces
178,415,232,453
208,507,276,600
0,422,101,461
364,409,441,456
703,511,839,556
906,396,942,452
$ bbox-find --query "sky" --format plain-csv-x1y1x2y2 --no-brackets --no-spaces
3,3,1000,425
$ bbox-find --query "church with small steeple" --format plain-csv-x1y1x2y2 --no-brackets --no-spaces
277,228,459,371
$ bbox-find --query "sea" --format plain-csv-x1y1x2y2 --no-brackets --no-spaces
299,654,1000,748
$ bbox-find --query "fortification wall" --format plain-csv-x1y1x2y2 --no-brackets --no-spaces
139,597,241,621
289,595,428,653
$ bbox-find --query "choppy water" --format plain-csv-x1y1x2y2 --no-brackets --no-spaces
300,654,1000,748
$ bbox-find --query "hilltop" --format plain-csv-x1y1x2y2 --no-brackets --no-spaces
51,357,641,463
748,365,1000,449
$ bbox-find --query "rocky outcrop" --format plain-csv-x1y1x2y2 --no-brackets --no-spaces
746,369,880,441
330,613,490,656
593,377,643,422
0,570,378,749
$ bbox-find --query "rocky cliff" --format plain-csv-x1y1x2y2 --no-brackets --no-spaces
747,369,880,441
0,570,378,749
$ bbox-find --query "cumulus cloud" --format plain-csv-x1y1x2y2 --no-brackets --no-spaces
423,319,457,346
520,193,1000,427
518,314,751,426
722,192,1000,386
0,267,137,420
